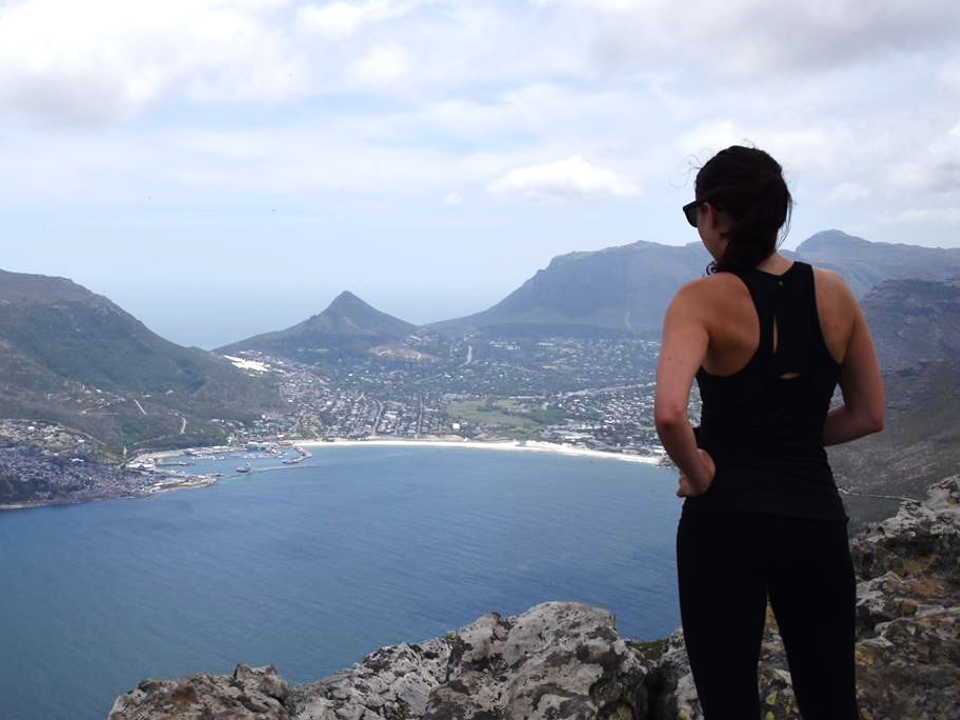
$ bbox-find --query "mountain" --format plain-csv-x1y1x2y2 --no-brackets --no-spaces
796,230,960,297
861,278,960,368
218,291,419,360
428,232,960,341
430,240,711,339
0,268,282,456
827,278,960,523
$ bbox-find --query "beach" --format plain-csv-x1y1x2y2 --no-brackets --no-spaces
294,438,665,465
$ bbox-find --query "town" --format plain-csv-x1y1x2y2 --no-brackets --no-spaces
1,336,696,507
227,334,684,458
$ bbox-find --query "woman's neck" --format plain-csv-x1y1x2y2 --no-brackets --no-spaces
756,252,792,275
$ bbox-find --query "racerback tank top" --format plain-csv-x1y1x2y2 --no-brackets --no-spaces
683,261,847,521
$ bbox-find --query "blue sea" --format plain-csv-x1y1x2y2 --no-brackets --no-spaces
0,446,681,720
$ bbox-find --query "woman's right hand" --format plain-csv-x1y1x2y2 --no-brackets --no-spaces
677,449,716,498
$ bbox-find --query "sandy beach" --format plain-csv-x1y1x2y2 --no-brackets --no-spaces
294,438,665,465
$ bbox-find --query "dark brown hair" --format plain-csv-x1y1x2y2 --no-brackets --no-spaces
696,145,792,273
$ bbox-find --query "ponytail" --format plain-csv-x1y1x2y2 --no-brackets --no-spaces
695,146,792,274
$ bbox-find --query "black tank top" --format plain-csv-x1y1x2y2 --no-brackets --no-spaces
683,261,847,521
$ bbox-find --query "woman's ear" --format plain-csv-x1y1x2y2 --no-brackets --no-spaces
702,202,721,229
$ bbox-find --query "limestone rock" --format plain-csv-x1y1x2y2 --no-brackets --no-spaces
850,475,960,719
852,475,960,584
289,602,654,720
288,637,451,719
108,664,289,720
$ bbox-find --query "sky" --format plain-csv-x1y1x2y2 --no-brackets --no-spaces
1,0,959,348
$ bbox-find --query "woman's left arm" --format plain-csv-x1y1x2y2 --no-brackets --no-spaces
655,284,715,497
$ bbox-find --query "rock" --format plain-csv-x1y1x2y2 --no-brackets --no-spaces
289,637,451,719
849,475,960,719
290,602,655,720
108,664,289,720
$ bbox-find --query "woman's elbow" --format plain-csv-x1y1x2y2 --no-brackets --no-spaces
856,406,884,437
654,407,687,436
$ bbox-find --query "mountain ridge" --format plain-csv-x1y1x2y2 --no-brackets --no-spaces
0,267,282,456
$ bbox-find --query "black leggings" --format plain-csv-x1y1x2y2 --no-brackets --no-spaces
676,512,858,720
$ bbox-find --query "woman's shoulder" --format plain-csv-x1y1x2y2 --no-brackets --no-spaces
667,273,752,327
810,265,857,307
677,271,748,298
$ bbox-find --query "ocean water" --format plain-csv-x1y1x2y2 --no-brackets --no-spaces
0,446,681,720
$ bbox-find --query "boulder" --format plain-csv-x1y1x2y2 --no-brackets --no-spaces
108,664,290,720
289,602,655,720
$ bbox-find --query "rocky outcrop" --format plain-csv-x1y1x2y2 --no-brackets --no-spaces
849,476,960,719
108,664,290,720
109,477,960,720
109,603,665,720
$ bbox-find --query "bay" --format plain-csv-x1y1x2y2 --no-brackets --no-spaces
0,446,681,720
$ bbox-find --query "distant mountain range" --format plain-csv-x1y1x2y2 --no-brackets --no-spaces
796,230,960,298
0,268,282,457
428,240,709,339
426,229,960,340
224,230,960,352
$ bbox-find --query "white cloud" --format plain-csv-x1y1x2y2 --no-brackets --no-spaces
297,0,433,37
487,156,641,204
349,44,411,91
297,0,386,37
938,54,960,93
876,207,960,225
826,182,870,205
0,0,307,123
443,192,463,207
531,0,960,78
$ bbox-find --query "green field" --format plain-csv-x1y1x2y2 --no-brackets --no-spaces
446,399,540,428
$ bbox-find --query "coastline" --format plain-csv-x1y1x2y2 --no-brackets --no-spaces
294,438,665,465
2,439,665,511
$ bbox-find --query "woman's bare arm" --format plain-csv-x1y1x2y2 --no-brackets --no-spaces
823,285,885,446
655,284,716,496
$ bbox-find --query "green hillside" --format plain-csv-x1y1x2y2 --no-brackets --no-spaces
0,269,283,457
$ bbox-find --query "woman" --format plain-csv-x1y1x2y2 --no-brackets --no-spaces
654,146,884,719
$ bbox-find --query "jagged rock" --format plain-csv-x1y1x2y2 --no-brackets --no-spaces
289,637,451,719
852,475,960,583
290,602,654,720
108,477,960,720
849,475,960,719
108,664,289,720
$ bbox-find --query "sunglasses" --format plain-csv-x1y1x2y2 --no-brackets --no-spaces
682,200,701,228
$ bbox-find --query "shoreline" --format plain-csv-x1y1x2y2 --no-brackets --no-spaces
2,439,665,511
294,438,665,465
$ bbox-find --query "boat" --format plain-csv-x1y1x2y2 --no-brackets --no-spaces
236,462,252,474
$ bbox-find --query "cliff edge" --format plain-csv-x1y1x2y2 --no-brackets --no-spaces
108,477,960,720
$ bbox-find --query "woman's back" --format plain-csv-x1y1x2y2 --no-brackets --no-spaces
686,260,848,520
690,258,856,377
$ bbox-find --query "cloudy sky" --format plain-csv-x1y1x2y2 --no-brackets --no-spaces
2,0,959,348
